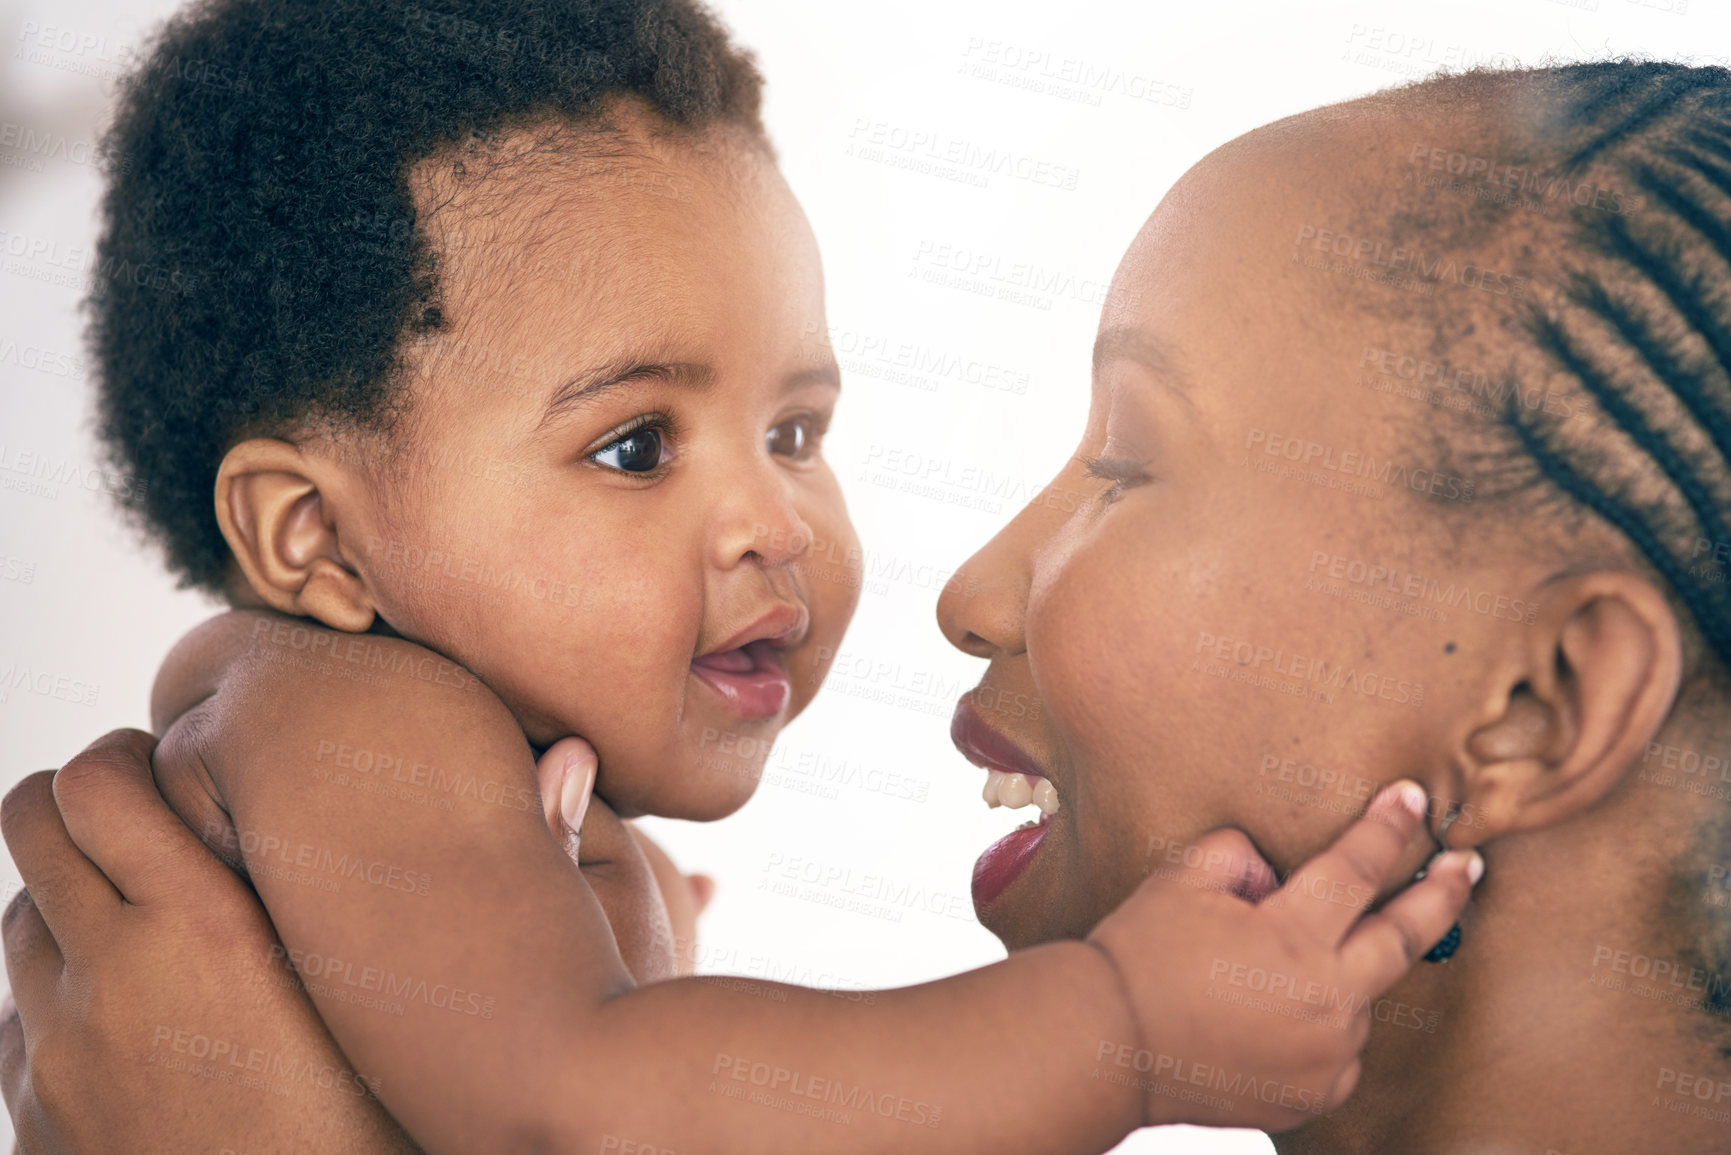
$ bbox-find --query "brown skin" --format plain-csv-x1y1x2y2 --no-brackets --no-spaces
0,732,688,1155
936,99,1731,1154
0,104,1485,1151
218,99,860,823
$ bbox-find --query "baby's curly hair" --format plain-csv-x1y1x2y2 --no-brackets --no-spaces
89,0,765,593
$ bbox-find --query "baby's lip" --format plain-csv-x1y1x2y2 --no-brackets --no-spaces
700,602,810,658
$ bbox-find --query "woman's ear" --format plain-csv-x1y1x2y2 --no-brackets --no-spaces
214,438,377,632
1449,571,1684,847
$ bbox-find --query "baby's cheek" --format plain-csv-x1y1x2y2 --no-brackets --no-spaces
789,520,860,714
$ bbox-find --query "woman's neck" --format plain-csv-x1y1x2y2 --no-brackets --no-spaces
1275,795,1731,1154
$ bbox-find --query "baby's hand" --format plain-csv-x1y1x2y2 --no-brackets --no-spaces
1087,780,1480,1132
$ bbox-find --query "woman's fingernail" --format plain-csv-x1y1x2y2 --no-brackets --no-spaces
0,991,15,1019
560,746,597,831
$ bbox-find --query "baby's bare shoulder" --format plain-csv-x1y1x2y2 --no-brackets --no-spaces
152,611,525,802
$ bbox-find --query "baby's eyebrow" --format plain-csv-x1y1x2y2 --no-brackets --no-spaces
535,360,716,430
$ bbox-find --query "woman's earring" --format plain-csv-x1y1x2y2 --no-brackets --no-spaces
1415,805,1464,964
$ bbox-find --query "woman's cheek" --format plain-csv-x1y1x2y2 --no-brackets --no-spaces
1028,522,1185,741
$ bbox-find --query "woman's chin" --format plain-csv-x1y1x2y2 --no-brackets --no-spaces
973,847,1066,949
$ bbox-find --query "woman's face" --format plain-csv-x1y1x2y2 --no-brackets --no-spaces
938,128,1545,949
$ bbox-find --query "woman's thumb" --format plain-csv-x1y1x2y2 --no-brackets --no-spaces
536,737,599,837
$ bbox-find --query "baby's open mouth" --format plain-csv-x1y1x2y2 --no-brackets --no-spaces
691,640,791,722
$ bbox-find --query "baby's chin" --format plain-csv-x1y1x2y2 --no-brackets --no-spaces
594,746,768,821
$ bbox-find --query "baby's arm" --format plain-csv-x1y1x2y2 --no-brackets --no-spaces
154,610,1474,1155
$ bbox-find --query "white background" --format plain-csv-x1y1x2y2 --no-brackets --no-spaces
0,0,1723,1150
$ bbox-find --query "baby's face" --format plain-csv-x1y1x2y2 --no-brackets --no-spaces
351,113,859,820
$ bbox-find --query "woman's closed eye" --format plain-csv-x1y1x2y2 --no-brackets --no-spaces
1080,454,1155,504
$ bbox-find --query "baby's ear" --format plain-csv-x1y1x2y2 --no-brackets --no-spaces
214,438,377,632
1446,570,1683,846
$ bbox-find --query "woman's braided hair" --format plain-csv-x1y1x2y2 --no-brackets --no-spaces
1457,62,1731,1024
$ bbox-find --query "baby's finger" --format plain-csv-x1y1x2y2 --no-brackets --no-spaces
1272,780,1429,945
535,737,599,839
1341,849,1481,994
1168,827,1279,902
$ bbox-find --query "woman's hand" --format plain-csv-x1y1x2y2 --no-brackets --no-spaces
0,730,420,1154
532,737,715,982
0,732,704,1154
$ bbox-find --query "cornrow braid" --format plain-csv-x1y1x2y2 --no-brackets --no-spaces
1485,62,1731,1027
1503,63,1731,677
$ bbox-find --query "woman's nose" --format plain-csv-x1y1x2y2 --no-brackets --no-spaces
938,492,1055,659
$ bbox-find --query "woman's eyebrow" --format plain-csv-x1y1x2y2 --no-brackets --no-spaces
535,360,716,430
1091,325,1195,405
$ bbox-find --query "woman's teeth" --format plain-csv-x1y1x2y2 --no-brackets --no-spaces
981,769,1060,816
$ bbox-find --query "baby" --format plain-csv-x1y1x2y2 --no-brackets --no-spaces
88,0,1480,1151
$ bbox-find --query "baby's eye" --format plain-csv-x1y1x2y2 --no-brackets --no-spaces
592,426,667,473
766,414,819,460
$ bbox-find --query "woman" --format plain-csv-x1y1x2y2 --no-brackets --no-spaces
7,61,1729,1152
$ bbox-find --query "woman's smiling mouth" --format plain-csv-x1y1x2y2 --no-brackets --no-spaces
950,699,1060,912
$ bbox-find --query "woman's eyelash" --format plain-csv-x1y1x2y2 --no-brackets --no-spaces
1080,455,1155,503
